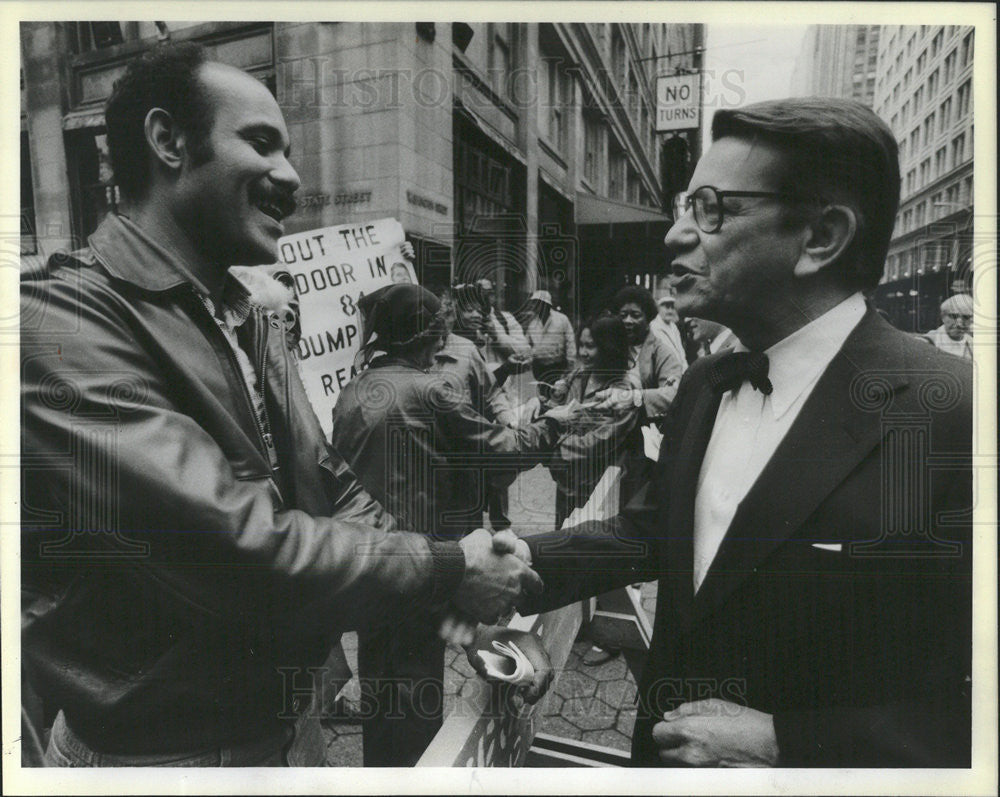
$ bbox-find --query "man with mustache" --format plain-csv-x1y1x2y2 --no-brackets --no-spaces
515,97,972,767
21,42,541,767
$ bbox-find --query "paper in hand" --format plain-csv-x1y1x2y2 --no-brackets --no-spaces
476,640,536,686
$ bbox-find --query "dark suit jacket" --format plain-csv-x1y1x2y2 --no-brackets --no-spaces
525,309,972,767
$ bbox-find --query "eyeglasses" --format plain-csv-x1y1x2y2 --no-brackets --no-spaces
672,185,806,234
944,313,972,322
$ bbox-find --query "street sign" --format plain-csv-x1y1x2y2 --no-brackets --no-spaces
655,73,701,132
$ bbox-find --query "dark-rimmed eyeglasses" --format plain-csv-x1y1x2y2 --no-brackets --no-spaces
672,185,807,234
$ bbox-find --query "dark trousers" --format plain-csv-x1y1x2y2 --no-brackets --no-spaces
358,622,445,767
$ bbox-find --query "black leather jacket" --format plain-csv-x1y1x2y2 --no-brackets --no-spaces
20,214,464,755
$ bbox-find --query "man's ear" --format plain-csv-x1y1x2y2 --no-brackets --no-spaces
793,204,858,278
143,107,186,175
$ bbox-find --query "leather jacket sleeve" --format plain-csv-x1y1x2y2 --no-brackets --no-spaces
21,272,465,633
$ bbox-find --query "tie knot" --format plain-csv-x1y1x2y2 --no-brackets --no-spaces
707,351,773,396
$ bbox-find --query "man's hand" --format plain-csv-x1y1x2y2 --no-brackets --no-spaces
440,530,533,645
466,626,554,704
454,529,543,624
651,699,779,767
400,240,415,261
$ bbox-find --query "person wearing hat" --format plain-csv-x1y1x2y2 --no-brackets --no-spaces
924,293,974,359
435,283,517,530
650,294,689,371
476,277,532,385
524,289,577,399
330,283,571,766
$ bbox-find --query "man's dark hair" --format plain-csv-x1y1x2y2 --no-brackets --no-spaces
610,285,658,322
105,42,213,199
712,97,901,292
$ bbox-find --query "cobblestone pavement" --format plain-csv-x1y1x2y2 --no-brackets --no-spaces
321,371,656,765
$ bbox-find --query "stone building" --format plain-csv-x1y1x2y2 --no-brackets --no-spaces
791,25,880,106
872,25,975,332
20,20,703,320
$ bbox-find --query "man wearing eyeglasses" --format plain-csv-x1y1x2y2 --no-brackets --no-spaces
925,292,974,358
514,97,972,767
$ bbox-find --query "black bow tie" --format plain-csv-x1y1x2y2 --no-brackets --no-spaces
707,351,773,395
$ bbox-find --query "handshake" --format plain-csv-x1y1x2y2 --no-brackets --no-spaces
443,529,554,704
451,528,538,628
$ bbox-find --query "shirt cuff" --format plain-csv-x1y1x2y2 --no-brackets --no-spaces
427,539,466,605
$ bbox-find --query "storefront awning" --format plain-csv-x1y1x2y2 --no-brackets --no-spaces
574,191,672,226
63,108,105,130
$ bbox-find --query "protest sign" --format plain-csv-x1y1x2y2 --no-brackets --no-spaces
278,217,416,436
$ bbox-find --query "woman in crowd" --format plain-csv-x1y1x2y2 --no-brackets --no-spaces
545,314,643,528
524,289,576,399
607,285,685,423
329,283,570,767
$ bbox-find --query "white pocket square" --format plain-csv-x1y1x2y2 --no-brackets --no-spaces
811,542,843,552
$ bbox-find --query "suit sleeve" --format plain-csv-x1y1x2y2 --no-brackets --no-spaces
20,275,466,634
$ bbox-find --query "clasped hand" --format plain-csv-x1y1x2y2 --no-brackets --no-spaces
450,529,539,629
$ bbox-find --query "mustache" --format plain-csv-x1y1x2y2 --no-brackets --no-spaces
253,186,298,219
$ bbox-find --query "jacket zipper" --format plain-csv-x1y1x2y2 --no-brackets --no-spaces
255,307,283,473
188,286,275,473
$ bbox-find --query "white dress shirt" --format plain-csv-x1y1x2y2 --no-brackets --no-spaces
692,293,867,591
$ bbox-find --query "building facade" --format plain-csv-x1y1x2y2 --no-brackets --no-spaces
791,25,880,106
20,20,703,322
872,25,974,332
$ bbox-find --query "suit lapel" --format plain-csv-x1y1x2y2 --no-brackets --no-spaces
664,376,722,622
693,310,910,617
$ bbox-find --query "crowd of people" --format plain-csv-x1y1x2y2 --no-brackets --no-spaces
20,40,974,773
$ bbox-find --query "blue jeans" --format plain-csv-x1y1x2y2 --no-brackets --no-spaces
43,711,296,767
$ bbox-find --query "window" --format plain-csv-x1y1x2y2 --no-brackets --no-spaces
931,30,943,57
943,50,957,83
962,176,973,204
903,68,912,90
960,31,974,67
939,98,952,132
923,113,935,146
627,167,641,204
931,192,943,218
935,146,947,176
915,201,926,226
927,69,938,99
913,87,923,112
916,51,927,73
906,168,917,194
539,55,570,152
956,80,971,118
583,113,604,188
909,128,920,153
611,28,626,86
490,23,513,100
920,158,931,185
900,101,908,125
628,70,640,122
608,142,626,200
951,133,965,166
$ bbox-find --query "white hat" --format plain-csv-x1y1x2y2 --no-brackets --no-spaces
657,295,676,306
529,290,553,305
